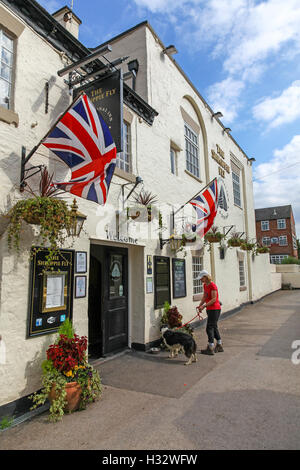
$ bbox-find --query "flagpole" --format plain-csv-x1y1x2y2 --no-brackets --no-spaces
20,91,84,191
173,177,217,216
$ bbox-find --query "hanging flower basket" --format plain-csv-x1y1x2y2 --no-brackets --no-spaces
240,241,255,251
205,232,224,243
227,235,242,247
256,246,270,254
182,233,197,244
6,196,75,268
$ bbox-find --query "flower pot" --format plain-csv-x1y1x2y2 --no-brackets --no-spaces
228,240,241,247
23,213,42,225
206,235,222,243
49,381,82,412
240,244,253,251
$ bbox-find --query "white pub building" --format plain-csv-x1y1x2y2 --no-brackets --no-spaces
0,0,280,415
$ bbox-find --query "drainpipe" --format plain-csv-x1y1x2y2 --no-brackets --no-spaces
241,168,253,302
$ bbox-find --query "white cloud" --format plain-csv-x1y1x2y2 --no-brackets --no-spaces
206,77,245,123
252,81,300,129
134,0,300,124
253,135,300,235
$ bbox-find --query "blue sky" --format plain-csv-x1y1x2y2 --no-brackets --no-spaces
39,0,300,235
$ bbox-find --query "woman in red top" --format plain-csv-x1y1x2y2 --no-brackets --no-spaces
197,270,224,355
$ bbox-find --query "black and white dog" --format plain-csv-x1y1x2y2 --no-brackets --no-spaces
160,327,197,365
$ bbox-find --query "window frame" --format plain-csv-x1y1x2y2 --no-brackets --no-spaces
277,219,286,229
0,27,14,110
192,255,204,296
239,260,246,288
261,220,269,231
0,5,24,126
170,147,177,175
270,254,289,264
232,168,242,208
262,237,271,246
184,121,200,179
279,235,288,246
116,121,131,173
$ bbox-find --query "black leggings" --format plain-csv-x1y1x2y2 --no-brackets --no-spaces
206,309,221,344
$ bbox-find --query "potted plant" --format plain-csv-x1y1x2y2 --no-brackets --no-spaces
132,189,158,221
227,232,242,247
204,226,225,243
5,168,76,268
160,302,183,329
255,244,270,254
159,302,193,336
30,320,101,422
182,233,197,244
240,239,255,251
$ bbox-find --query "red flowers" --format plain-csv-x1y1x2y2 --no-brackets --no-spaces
47,334,87,373
167,306,183,328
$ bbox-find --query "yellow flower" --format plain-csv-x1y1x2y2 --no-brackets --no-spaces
64,370,73,377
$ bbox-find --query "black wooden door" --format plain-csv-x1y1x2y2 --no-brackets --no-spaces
103,247,128,354
88,254,103,358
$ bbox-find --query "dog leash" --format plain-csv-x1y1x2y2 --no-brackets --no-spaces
175,306,203,330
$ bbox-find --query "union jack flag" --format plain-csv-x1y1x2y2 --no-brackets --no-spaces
42,93,116,204
189,178,218,237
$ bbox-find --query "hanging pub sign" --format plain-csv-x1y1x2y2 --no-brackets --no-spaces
74,70,123,153
27,248,74,338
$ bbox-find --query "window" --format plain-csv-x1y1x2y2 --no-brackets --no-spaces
185,123,199,178
261,220,269,231
270,255,288,264
262,237,271,246
232,171,242,207
271,237,278,245
170,148,177,175
293,235,297,250
277,219,286,229
192,256,203,295
116,121,131,172
279,236,287,246
239,260,246,288
0,28,14,109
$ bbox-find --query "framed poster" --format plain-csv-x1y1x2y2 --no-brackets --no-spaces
27,248,74,338
75,275,87,298
154,256,171,309
147,255,152,275
75,251,87,273
42,271,68,312
172,258,186,298
146,277,153,293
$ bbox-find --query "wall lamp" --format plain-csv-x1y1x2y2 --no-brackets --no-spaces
249,157,256,162
160,233,182,251
212,111,223,119
163,45,178,56
223,127,231,134
68,199,87,237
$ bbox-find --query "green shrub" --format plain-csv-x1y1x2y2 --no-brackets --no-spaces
281,256,300,265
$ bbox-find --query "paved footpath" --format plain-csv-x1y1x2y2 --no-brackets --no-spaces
1,290,300,450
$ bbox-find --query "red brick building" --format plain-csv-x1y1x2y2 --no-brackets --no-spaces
255,205,298,263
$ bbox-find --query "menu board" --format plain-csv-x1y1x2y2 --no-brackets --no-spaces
172,259,186,298
27,247,74,338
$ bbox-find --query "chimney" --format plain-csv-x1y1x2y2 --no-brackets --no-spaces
52,6,82,39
